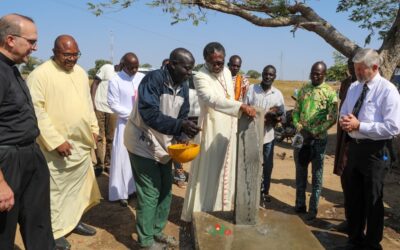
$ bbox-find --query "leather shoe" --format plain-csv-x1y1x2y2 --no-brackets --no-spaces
94,165,103,177
55,236,71,250
73,222,96,236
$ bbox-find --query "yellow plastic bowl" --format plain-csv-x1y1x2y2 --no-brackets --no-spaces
167,143,200,163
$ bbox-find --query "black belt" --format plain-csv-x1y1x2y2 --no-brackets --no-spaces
349,138,389,145
0,141,35,149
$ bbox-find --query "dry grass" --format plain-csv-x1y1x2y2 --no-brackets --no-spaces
248,78,341,100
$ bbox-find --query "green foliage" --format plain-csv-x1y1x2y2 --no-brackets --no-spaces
336,0,398,45
247,70,261,79
21,56,42,74
193,64,203,71
326,51,348,81
140,63,152,68
88,59,112,79
326,64,347,82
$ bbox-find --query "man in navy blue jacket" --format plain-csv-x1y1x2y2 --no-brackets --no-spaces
124,48,200,250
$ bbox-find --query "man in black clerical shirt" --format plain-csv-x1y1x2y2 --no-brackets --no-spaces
0,14,55,250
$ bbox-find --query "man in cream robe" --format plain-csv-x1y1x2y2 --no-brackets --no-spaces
27,35,100,248
181,42,256,222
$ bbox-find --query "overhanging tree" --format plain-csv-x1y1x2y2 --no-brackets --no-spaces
88,0,400,79
21,56,42,75
326,51,347,81
88,59,112,79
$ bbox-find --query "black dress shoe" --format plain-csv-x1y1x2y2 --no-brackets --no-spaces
55,236,71,250
94,166,103,177
73,222,97,236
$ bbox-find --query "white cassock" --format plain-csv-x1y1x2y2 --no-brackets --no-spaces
181,66,242,222
107,70,145,201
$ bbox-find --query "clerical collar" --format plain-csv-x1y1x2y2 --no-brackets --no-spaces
0,52,16,66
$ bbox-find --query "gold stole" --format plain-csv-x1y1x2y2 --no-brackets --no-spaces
234,74,242,100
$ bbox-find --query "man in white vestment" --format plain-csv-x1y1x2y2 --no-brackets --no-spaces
27,35,101,250
108,52,144,206
181,42,256,222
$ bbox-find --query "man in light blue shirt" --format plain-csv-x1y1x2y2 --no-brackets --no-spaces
340,48,400,250
245,65,285,204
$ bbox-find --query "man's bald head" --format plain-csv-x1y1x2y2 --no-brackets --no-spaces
167,48,195,85
0,14,34,46
169,48,194,64
310,61,327,86
121,52,139,76
53,35,78,52
52,34,80,72
0,13,37,64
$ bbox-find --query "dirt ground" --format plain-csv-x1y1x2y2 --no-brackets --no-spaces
14,99,400,250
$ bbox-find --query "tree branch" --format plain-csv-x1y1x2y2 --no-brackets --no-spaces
192,1,359,58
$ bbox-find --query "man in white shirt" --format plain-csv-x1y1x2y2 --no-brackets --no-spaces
245,65,285,204
340,48,400,250
90,63,121,176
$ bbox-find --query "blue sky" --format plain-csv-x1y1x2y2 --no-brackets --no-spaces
1,0,382,80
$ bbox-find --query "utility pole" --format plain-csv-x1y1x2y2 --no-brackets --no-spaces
110,30,114,64
279,51,284,80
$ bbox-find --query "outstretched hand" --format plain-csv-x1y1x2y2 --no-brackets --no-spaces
240,104,256,118
181,120,201,138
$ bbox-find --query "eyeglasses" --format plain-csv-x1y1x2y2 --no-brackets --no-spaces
56,51,82,59
11,34,37,47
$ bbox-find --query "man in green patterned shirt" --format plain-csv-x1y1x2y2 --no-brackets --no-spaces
292,61,338,220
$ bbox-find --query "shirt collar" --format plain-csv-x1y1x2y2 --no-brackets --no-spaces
120,69,135,80
364,73,381,90
258,83,275,94
309,81,326,89
0,52,16,66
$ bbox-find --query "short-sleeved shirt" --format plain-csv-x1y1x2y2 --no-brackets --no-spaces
293,82,338,139
94,64,116,113
245,84,285,143
0,52,39,147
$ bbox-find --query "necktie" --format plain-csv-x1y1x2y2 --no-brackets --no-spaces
352,83,369,118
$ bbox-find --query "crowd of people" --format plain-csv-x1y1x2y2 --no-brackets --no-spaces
1,13,400,250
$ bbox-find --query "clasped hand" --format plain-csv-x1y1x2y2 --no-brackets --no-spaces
56,141,72,157
339,114,360,132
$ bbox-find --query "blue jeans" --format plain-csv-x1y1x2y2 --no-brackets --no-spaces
262,141,275,195
294,138,327,214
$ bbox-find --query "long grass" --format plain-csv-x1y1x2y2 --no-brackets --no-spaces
248,78,340,101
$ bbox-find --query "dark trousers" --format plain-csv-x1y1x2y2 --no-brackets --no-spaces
0,143,55,250
294,138,327,214
262,140,275,195
128,153,173,247
95,110,117,168
343,140,389,250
